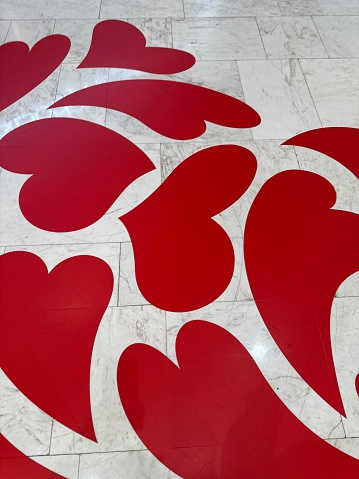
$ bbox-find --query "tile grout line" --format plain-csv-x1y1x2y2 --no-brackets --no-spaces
254,16,269,60
297,58,324,128
311,15,331,58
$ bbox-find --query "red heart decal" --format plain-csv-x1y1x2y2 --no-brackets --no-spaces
283,127,359,180
0,118,155,232
0,252,113,441
356,374,359,397
0,435,66,478
0,35,70,112
119,145,257,312
50,79,261,140
79,20,195,74
244,170,359,415
118,320,359,478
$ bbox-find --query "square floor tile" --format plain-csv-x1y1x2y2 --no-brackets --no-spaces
257,16,327,59
172,18,266,61
0,0,101,19
278,0,323,15
238,59,321,139
100,0,184,18
301,59,359,127
314,16,359,58
183,0,281,17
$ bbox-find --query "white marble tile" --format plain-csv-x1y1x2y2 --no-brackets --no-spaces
0,21,11,43
53,64,109,125
0,0,101,19
31,454,80,479
51,305,166,454
6,20,55,47
172,18,266,61
183,0,281,16
106,60,250,144
78,450,171,479
331,298,359,440
278,0,323,15
160,140,299,238
0,371,53,456
53,20,99,65
238,59,322,139
100,0,184,19
313,16,359,58
166,301,344,441
257,16,327,59
300,59,359,127
4,243,121,307
0,75,59,141
317,0,359,15
0,247,5,255
127,18,172,48
119,242,149,306
0,144,160,246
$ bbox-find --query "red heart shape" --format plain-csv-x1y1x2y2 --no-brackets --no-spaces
119,145,257,312
51,79,261,140
118,321,359,478
79,20,196,74
0,435,66,478
244,170,359,415
0,35,70,112
0,252,113,441
0,118,155,232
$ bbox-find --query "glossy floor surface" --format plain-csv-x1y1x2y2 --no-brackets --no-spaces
0,1,359,478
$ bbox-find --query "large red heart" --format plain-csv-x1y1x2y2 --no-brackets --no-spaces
0,435,66,478
0,252,113,441
118,320,359,479
119,145,257,312
0,35,70,112
51,79,261,140
79,20,196,74
0,118,155,232
244,170,359,416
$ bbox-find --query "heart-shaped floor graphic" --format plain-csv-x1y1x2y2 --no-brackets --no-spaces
0,252,113,441
51,79,261,140
244,170,359,415
0,435,66,478
0,118,155,232
79,20,196,74
118,320,359,479
119,145,257,312
0,35,70,112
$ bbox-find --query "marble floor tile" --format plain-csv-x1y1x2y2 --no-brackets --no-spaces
5,20,55,46
300,59,359,127
100,0,184,19
53,20,99,65
331,298,359,440
0,371,53,456
31,454,80,479
278,0,323,15
172,18,266,61
4,243,121,306
78,450,171,479
0,0,101,19
166,300,344,444
160,140,299,237
313,16,359,58
317,0,359,15
183,0,281,17
257,16,328,59
238,59,322,139
327,438,359,460
0,144,160,246
128,18,172,48
0,20,11,43
119,242,149,306
50,305,166,455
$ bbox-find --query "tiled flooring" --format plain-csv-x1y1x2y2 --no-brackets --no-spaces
0,1,358,478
